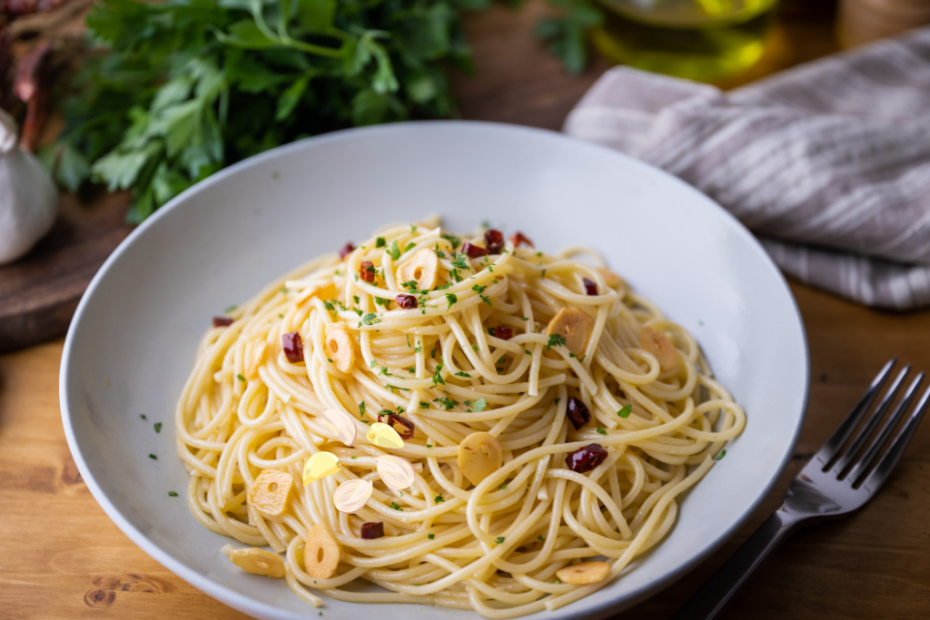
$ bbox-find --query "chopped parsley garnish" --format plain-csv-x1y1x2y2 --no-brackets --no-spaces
716,450,727,461
391,502,402,511
168,491,178,497
148,454,157,460
370,360,377,368
472,284,487,294
359,401,366,415
451,254,469,270
419,401,431,409
154,422,162,433
405,242,416,253
495,536,505,544
374,296,390,307
525,349,532,355
433,494,445,504
362,313,380,326
390,239,401,260
455,371,472,378
236,374,246,382
554,579,561,584
440,232,461,249
428,534,435,540
520,317,529,321
432,364,446,386
618,404,632,418
546,334,566,350
537,535,544,541
499,483,508,490
596,428,607,435
376,237,386,248
140,414,146,420
480,295,492,306
433,396,458,410
472,398,487,412
225,304,237,312
402,280,419,292
323,300,335,311
487,327,495,336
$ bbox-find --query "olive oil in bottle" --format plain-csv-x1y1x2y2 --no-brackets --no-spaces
591,0,779,82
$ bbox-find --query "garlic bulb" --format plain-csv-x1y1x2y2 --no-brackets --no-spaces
0,108,58,264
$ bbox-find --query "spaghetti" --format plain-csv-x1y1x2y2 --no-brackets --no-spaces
175,219,745,618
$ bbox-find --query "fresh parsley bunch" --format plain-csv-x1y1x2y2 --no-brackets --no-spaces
48,0,482,222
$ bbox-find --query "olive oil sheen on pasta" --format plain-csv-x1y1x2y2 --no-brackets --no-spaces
592,0,779,81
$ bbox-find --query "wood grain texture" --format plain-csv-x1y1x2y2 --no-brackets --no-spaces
2,3,928,619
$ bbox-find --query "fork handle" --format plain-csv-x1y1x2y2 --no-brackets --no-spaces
671,508,804,620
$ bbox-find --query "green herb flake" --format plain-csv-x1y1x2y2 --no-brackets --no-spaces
499,483,508,490
428,534,435,540
445,293,458,309
391,502,402,511
376,237,386,248
472,398,487,412
225,304,237,312
140,414,147,420
455,371,472,378
537,535,544,541
618,404,632,418
495,536,505,544
148,454,157,460
434,494,444,504
432,364,445,386
154,422,162,433
390,239,401,260
237,374,246,382
525,349,532,355
716,449,727,461
168,491,178,496
546,334,566,350
596,427,607,435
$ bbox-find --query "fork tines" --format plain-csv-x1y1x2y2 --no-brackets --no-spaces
816,359,930,491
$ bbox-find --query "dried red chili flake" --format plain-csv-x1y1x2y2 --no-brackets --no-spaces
463,242,488,258
484,229,505,254
509,232,534,249
360,261,376,283
377,412,415,440
212,317,234,327
583,278,598,296
282,332,304,363
566,397,591,430
396,294,418,309
566,443,608,473
493,326,513,340
360,522,384,539
339,243,355,259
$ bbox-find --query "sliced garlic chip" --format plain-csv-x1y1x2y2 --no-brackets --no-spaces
333,479,373,514
319,408,357,446
302,452,341,486
377,455,415,490
366,422,405,450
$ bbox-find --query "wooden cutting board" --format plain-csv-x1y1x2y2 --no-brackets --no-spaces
0,190,133,353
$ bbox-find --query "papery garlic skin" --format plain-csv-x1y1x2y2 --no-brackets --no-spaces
0,109,58,264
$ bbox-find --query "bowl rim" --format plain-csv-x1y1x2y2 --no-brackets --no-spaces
59,119,810,620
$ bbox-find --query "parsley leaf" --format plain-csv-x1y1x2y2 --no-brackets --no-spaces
472,398,487,412
445,293,458,309
618,404,632,418
547,334,566,350
390,239,401,261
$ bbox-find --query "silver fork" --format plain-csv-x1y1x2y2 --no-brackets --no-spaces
672,359,930,620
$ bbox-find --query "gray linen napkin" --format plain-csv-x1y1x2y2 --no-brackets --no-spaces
564,26,930,310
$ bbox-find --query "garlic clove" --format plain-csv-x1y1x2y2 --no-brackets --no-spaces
0,108,58,265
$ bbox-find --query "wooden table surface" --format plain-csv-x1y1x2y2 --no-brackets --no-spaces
2,3,929,619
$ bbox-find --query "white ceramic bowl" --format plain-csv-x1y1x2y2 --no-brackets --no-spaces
60,122,808,620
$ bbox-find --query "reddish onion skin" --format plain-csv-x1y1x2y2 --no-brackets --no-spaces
484,229,504,254
566,443,608,473
339,243,355,259
282,332,304,363
396,294,418,309
360,522,384,539
509,232,534,249
213,317,234,327
377,413,415,440
493,326,513,340
583,278,598,296
463,242,488,258
360,261,376,283
566,397,591,430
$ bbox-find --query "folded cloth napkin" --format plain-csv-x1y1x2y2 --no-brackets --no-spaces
564,26,930,310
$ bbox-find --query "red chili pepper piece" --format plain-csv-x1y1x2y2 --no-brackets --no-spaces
396,294,418,309
566,397,591,430
509,231,534,249
463,242,488,258
282,331,304,363
360,521,384,539
339,243,355,259
484,229,504,254
493,326,513,340
212,317,234,327
360,261,376,283
377,412,415,440
566,443,608,473
583,278,598,296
